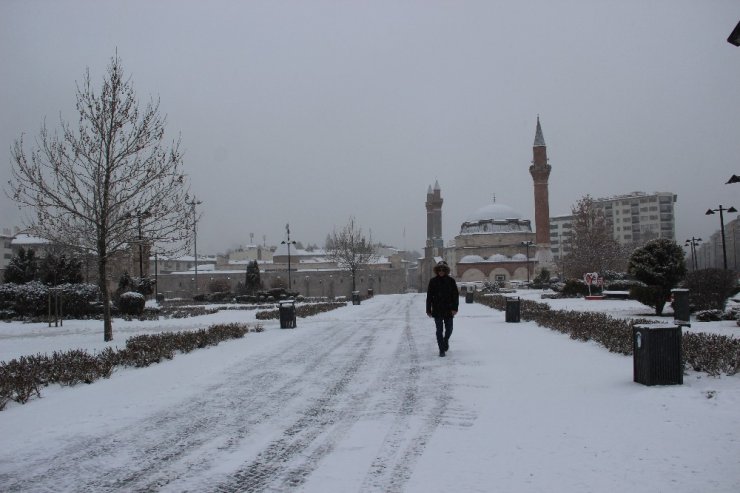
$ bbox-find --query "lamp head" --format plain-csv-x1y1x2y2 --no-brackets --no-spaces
706,209,716,215
728,207,738,213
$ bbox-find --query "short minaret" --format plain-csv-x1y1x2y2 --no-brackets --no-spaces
426,180,444,250
529,117,553,266
421,181,445,290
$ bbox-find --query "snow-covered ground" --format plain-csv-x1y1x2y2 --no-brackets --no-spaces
1,293,738,492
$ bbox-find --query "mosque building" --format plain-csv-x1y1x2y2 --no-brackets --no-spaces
420,117,554,288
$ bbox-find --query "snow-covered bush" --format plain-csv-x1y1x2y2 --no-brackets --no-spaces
57,283,100,317
628,239,686,315
118,291,145,317
684,268,737,312
695,310,723,322
630,285,668,315
473,293,739,376
0,282,99,318
255,301,347,320
0,322,252,408
561,279,594,297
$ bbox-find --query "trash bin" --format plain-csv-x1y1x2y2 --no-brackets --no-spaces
465,290,474,304
367,288,374,298
352,291,361,305
279,300,297,329
505,297,520,323
671,288,690,326
633,324,682,385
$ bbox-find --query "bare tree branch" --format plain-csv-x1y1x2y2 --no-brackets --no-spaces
325,217,377,292
6,55,193,341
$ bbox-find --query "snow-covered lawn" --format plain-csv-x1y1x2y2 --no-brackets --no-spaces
1,293,738,492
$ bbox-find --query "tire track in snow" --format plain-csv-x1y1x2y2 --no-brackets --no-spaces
206,297,416,492
359,298,459,493
0,304,386,493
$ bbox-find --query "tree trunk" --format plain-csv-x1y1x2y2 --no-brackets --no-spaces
98,253,113,341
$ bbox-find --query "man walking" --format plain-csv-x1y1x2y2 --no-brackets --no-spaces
426,260,459,357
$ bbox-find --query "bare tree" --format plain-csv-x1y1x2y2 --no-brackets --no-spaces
563,195,625,277
8,55,192,341
326,217,377,292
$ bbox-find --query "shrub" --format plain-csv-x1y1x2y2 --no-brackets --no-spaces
57,283,100,317
0,322,253,409
605,280,644,292
118,291,145,316
473,292,739,376
256,301,347,320
630,284,669,315
684,269,737,312
695,310,723,322
561,279,593,297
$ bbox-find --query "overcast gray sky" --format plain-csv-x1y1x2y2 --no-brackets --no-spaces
2,1,740,255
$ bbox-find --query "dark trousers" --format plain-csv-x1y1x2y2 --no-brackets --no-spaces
434,317,453,351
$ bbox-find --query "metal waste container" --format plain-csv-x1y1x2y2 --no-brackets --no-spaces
671,288,690,325
352,291,361,305
279,300,297,329
505,297,520,323
465,289,474,304
367,288,374,298
633,324,682,385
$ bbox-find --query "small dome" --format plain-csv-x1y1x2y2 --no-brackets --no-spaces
459,255,485,263
512,253,527,261
489,254,509,262
465,203,523,223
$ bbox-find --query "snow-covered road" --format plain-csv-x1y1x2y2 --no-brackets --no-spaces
1,294,739,492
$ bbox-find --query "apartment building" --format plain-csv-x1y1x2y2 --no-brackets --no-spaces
550,191,677,260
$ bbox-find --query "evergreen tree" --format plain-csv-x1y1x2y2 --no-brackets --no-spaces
628,238,686,315
245,260,261,294
3,248,39,284
39,252,83,285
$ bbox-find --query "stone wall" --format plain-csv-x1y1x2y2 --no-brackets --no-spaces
154,266,409,300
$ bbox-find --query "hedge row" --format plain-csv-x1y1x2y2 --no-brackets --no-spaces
475,293,740,376
0,322,254,410
255,302,347,320
0,282,100,318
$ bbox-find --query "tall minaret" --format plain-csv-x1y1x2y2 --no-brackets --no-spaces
530,117,553,265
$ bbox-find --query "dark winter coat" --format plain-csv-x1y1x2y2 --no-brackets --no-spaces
426,274,460,318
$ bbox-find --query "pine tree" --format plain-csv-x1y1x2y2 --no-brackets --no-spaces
39,252,83,285
3,248,39,284
245,260,261,294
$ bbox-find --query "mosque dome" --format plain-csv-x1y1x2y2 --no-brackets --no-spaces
465,203,523,223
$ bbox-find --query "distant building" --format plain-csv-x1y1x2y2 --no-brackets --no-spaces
694,216,740,271
549,191,678,261
1,228,15,271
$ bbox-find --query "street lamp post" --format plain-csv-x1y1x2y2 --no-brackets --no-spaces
134,209,151,278
684,237,702,271
705,205,737,270
521,240,534,283
189,198,202,291
281,223,297,292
